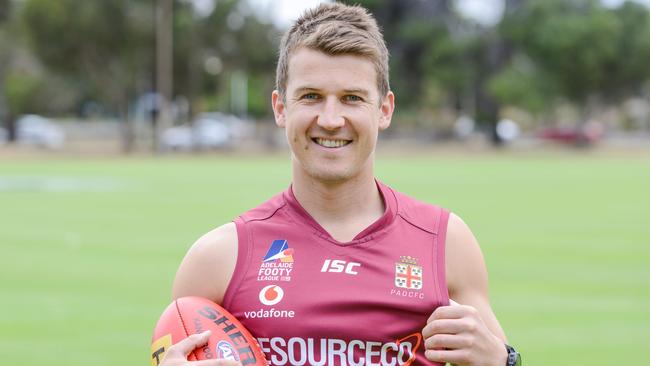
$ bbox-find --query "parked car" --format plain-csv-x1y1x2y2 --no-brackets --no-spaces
16,114,65,149
196,112,253,140
160,112,252,151
538,121,603,146
161,125,194,151
192,115,232,149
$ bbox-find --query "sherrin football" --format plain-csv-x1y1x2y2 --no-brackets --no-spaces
151,296,267,366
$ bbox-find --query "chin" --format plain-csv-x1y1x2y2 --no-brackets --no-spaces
303,163,357,183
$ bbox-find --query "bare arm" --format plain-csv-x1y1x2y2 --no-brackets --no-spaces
157,223,240,366
446,213,506,342
422,213,508,366
172,222,238,303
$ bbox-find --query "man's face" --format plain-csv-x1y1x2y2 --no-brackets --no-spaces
272,48,394,183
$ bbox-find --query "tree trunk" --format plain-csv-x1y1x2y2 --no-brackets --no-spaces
120,92,135,153
474,36,503,146
155,0,173,153
472,0,521,146
0,78,13,142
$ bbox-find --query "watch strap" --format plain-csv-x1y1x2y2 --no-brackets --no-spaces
505,344,521,366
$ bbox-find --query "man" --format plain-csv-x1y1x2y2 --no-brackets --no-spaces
159,3,520,366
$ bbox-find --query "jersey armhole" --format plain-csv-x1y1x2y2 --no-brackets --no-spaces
222,217,250,309
434,208,451,307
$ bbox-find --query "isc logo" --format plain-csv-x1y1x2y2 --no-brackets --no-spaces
320,259,361,275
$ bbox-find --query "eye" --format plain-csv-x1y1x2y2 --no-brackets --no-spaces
343,95,363,102
301,93,320,101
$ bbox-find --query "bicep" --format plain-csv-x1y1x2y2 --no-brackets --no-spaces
445,213,507,341
172,222,238,304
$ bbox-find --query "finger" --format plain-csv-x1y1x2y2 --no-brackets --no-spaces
424,333,471,351
422,319,470,338
427,304,471,323
172,331,212,356
425,348,472,365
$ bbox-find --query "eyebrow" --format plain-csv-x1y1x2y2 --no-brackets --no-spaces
343,88,371,97
293,87,319,96
292,86,371,97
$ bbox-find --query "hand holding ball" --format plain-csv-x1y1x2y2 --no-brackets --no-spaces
151,297,267,366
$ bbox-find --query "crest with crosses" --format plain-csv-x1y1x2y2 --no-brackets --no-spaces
394,256,423,290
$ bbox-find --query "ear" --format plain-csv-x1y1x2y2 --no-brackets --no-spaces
272,90,286,128
378,91,395,130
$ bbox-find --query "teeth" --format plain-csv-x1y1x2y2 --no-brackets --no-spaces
314,138,350,148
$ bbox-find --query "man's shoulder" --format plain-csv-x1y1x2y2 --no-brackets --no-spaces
387,185,448,234
182,222,238,270
238,190,288,223
194,222,238,251
172,222,238,302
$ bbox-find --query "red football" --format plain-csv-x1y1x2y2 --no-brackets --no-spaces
151,296,267,366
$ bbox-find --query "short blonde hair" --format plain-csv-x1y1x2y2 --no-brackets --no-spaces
276,2,390,100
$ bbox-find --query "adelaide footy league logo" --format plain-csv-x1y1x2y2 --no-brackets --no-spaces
263,239,294,263
258,239,294,282
395,256,423,290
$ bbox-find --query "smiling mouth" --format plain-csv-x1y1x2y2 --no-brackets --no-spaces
312,137,352,148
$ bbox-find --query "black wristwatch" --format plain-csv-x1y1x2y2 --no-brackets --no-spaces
505,344,521,366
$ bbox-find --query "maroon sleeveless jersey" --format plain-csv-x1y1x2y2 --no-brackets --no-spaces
222,181,450,366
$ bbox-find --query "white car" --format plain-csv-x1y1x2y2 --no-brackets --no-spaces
16,115,65,149
161,126,194,151
161,113,251,151
161,119,231,151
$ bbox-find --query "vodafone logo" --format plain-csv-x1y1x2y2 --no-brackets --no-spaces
259,285,284,306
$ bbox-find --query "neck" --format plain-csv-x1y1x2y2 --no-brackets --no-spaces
291,164,385,242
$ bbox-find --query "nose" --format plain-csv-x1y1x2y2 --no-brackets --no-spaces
317,97,345,130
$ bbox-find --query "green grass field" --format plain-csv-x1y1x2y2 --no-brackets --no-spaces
1,151,649,366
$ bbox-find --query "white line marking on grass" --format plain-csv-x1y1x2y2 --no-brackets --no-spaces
0,176,129,192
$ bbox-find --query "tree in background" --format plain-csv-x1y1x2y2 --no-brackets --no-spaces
0,0,16,140
4,0,650,150
604,2,650,104
20,0,278,115
499,0,650,124
339,0,467,138
20,0,154,151
501,0,618,119
347,0,650,141
1,0,76,142
344,0,509,142
195,0,279,118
